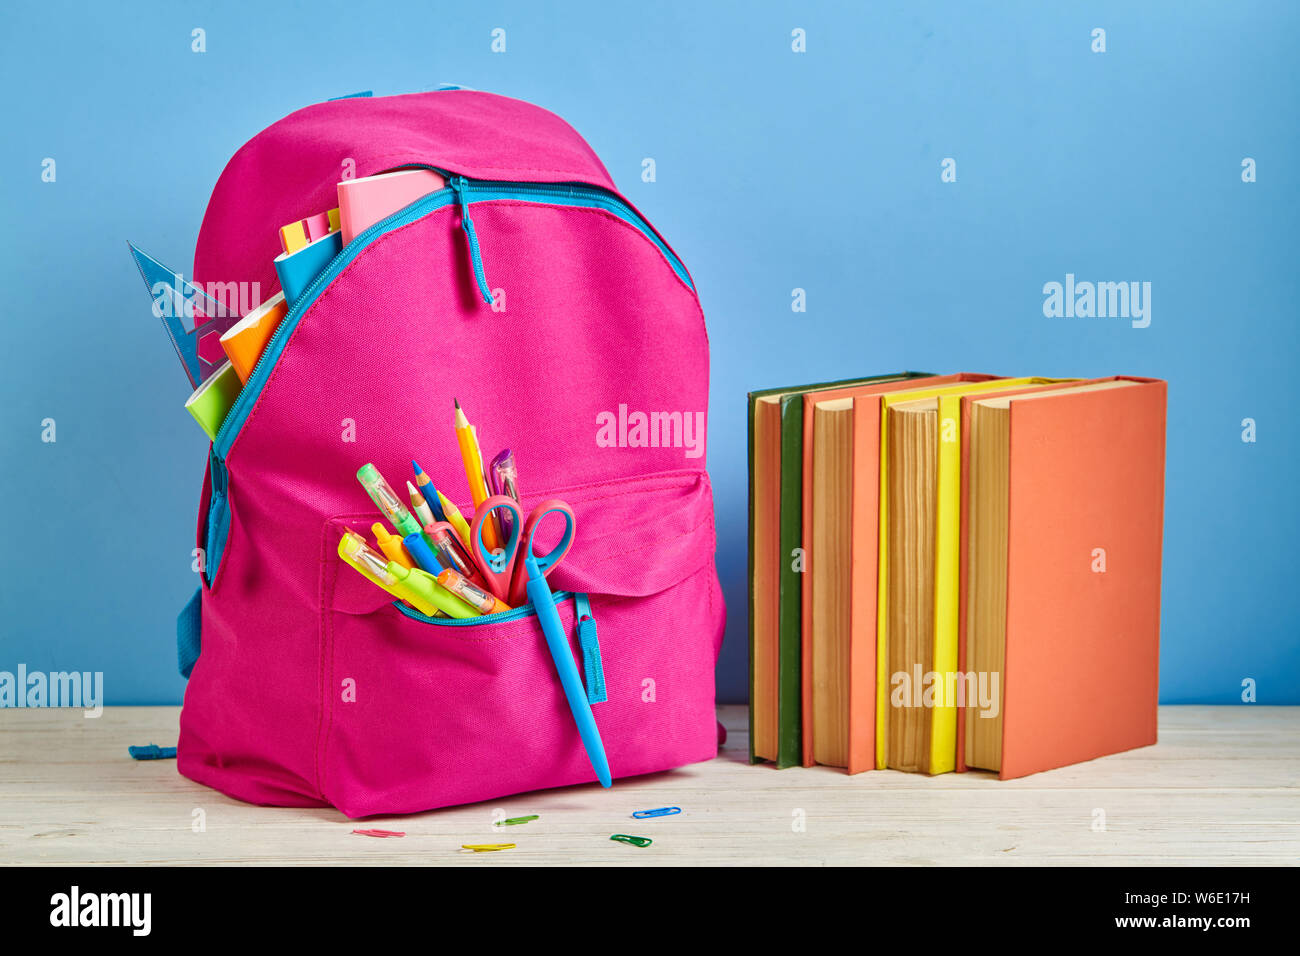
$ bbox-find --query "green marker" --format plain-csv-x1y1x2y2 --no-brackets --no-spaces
387,563,479,619
357,463,423,537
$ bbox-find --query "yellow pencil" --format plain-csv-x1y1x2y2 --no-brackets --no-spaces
437,490,474,547
454,399,500,552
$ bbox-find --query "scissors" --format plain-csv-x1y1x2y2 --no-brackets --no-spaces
469,496,576,607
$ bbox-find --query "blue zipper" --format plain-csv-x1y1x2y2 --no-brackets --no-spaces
447,175,694,292
448,175,494,304
394,591,574,626
203,447,230,586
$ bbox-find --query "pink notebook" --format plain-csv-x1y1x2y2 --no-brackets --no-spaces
337,168,447,244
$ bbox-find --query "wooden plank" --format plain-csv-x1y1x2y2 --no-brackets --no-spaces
0,705,1295,866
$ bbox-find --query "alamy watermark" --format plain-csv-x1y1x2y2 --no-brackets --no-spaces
1,664,103,717
1042,273,1151,328
595,404,705,458
50,886,150,936
151,277,263,321
891,667,1000,718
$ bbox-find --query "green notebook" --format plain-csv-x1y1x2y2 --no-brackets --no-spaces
748,372,932,767
184,360,242,440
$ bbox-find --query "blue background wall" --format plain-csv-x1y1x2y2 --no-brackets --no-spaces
1,1,1296,705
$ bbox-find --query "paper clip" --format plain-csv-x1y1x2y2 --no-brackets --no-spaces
610,834,653,848
352,828,405,838
495,815,539,827
461,843,515,852
631,806,681,819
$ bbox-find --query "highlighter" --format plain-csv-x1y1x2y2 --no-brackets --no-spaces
372,523,415,570
338,531,439,617
388,563,479,619
357,463,422,537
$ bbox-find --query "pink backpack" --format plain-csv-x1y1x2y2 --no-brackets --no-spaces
175,90,724,818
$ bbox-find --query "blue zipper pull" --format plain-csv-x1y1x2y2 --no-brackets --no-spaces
448,176,494,305
575,593,607,705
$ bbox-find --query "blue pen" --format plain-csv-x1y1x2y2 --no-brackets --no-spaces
525,552,612,788
402,532,446,576
411,460,448,523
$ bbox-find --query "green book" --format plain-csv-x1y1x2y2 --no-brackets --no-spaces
748,372,932,767
185,360,242,440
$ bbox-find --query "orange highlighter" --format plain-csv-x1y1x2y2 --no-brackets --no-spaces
454,399,500,553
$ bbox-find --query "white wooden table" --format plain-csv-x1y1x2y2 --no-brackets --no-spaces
1,705,1295,865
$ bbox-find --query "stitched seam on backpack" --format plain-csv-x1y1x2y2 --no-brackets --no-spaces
361,150,611,181
315,519,338,799
473,199,695,295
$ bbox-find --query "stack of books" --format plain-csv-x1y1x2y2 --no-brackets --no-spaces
748,372,1167,778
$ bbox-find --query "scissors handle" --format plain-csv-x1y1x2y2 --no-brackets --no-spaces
470,496,522,602
507,499,575,608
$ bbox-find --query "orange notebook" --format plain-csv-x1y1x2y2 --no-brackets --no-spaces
800,373,997,772
218,292,288,384
956,377,1166,778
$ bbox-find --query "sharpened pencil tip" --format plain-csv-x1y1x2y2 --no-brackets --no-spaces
412,459,422,474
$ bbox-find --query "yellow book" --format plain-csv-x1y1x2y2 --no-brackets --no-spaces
875,377,1071,772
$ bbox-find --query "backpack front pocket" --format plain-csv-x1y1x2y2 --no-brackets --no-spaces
317,470,722,817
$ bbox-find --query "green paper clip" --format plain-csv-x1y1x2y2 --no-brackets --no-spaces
610,834,652,848
496,815,539,827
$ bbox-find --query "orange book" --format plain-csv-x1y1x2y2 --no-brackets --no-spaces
219,292,288,384
956,377,1166,778
800,373,998,771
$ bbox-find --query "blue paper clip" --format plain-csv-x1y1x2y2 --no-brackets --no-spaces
128,744,177,760
631,806,681,819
